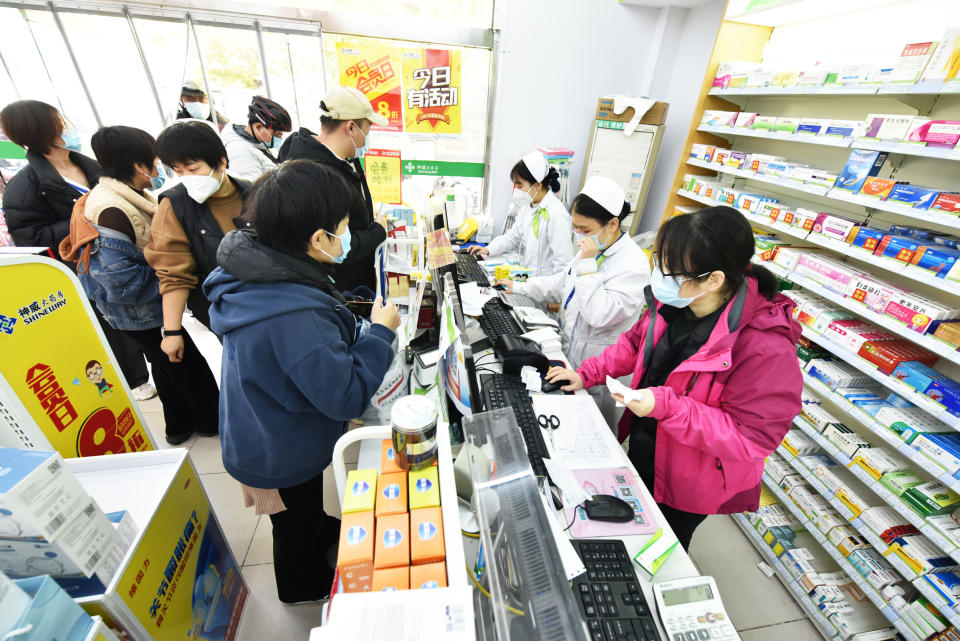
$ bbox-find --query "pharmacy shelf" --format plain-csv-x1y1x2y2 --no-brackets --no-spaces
914,576,960,630
708,83,960,98
685,158,960,231
852,138,960,162
732,513,843,641
800,372,960,495
789,415,960,557
761,470,923,641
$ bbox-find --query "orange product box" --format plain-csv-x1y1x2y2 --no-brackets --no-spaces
860,177,896,200
372,566,409,592
410,561,447,589
337,511,375,593
374,512,410,570
376,472,408,517
410,507,446,565
381,439,404,474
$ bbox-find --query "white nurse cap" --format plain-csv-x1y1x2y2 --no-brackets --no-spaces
580,176,626,218
520,151,549,183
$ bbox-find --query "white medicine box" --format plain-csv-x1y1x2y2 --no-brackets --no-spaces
0,449,91,542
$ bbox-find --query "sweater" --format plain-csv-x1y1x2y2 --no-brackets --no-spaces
82,177,156,248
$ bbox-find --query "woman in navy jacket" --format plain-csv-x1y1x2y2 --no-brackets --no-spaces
204,160,400,603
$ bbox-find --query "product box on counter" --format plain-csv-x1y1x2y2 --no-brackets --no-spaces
887,184,939,210
834,150,890,194
338,511,375,593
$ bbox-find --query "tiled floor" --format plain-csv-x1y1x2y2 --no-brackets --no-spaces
137,318,826,640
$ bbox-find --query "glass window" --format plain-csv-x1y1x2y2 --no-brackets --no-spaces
261,31,326,133
134,17,190,129
0,8,59,109
286,0,493,29
190,24,263,127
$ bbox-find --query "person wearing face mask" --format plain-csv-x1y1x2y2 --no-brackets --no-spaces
59,126,220,445
221,96,292,182
277,86,388,294
0,100,156,402
495,177,649,426
174,81,221,128
145,121,253,362
545,206,802,550
467,151,574,277
203,160,401,603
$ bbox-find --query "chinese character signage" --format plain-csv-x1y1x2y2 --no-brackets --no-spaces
364,149,402,205
337,43,403,133
0,257,155,457
402,48,462,135
117,457,247,641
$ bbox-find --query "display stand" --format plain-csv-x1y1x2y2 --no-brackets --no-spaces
66,449,247,641
0,255,157,457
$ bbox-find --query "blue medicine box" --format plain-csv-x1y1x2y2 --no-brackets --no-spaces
888,184,940,210
892,361,950,391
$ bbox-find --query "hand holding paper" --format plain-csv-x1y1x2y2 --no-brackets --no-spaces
606,376,655,417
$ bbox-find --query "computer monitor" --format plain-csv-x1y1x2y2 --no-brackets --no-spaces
438,272,481,418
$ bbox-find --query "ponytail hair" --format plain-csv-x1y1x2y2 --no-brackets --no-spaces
654,206,780,301
510,160,561,194
571,193,630,225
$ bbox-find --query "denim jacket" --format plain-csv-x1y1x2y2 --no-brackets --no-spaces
77,226,162,330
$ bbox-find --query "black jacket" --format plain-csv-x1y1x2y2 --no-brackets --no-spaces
277,128,387,293
1,151,101,256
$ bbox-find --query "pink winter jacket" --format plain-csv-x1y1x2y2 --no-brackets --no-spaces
577,276,803,514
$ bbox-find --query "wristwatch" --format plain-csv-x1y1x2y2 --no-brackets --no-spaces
161,328,185,338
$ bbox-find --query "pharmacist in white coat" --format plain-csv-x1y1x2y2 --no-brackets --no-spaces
496,176,650,427
468,151,573,276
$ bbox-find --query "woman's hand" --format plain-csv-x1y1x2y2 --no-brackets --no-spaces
371,296,401,331
612,388,656,418
467,245,489,256
494,278,514,293
161,336,185,363
544,366,584,392
577,236,601,260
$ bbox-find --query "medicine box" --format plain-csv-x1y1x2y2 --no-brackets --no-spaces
734,112,758,128
380,440,404,474
815,513,847,537
891,361,949,391
752,116,776,131
374,512,410,570
823,120,860,138
875,235,920,263
812,214,862,243
932,193,960,216
409,561,447,589
924,572,960,607
847,548,899,588
910,246,960,278
879,470,925,497
846,276,897,315
859,177,897,200
801,405,840,433
835,150,889,194
927,380,960,418
887,185,939,210
807,360,873,390
853,448,908,481
911,433,960,475
860,506,912,540
409,507,445,565
917,120,960,147
408,467,440,510
934,320,960,346
375,472,408,517
338,511,375,593
797,118,826,135
903,481,960,516
883,291,959,334
892,534,960,575
862,114,915,141
849,227,888,253
823,423,871,459
342,470,378,514
858,340,937,375
372,566,409,592
782,431,819,457
773,117,800,133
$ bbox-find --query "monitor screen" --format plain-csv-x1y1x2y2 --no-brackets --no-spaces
439,272,480,418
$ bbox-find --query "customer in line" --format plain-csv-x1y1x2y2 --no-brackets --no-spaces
145,120,252,361
468,150,573,277
205,160,400,603
221,96,292,181
545,206,803,549
496,177,649,426
278,86,387,294
0,100,154,400
173,81,224,130
59,126,220,445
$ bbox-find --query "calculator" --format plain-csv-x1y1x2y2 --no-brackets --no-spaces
652,576,740,641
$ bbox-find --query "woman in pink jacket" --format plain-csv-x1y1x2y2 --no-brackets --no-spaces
545,206,802,548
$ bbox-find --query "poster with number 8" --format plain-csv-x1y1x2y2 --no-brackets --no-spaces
337,42,404,133
0,256,156,458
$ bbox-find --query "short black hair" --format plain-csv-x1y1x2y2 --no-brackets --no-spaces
571,193,630,224
510,160,561,194
247,160,354,256
156,120,227,169
0,100,63,155
90,126,156,184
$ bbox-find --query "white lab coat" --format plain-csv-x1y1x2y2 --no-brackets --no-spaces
221,123,278,182
485,191,574,277
514,233,650,428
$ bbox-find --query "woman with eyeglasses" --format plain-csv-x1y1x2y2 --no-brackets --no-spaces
545,206,803,549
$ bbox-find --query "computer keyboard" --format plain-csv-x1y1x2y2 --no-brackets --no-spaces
480,373,549,478
500,291,538,309
571,539,662,641
479,298,525,344
455,252,490,287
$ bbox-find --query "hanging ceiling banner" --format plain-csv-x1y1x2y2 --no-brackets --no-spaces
401,48,462,136
337,41,403,133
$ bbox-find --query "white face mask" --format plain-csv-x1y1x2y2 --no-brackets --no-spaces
511,184,536,208
184,101,211,120
180,168,224,204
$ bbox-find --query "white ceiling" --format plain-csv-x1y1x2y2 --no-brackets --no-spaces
619,0,720,7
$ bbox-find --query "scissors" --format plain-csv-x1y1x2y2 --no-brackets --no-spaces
537,414,560,431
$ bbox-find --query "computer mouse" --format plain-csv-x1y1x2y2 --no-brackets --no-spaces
583,495,635,523
492,284,507,291
540,379,564,393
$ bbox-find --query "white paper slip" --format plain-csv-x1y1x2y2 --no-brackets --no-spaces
514,306,560,328
522,327,562,345
542,457,592,508
606,375,645,406
458,281,495,316
521,366,543,392
532,395,626,468
537,481,588,581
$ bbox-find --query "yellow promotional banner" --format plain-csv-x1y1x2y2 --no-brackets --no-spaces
0,258,154,457
337,41,403,133
117,459,247,641
364,149,402,205
402,48,462,135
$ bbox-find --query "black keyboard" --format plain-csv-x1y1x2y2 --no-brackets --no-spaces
481,373,549,478
455,252,490,287
571,539,662,641
479,298,524,344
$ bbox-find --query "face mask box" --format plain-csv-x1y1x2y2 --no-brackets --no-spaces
409,561,447,590
375,473,408,518
5,575,93,641
337,511,375,593
409,507,445,565
0,449,92,543
374,513,409,570
371,566,409,592
342,470,378,514
835,150,889,193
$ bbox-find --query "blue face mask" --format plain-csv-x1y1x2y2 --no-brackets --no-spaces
149,164,167,191
650,259,709,308
322,227,352,264
60,129,82,153
350,126,369,159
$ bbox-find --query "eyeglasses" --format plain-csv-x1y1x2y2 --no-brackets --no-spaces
652,254,710,280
